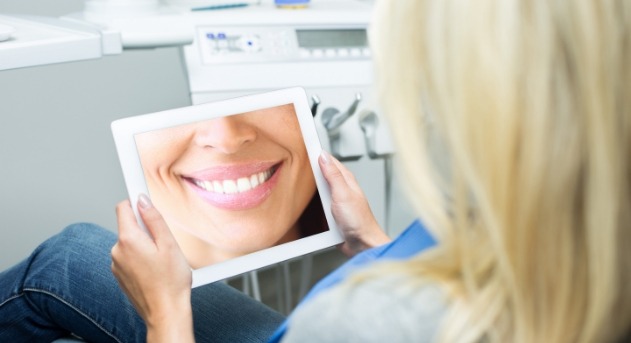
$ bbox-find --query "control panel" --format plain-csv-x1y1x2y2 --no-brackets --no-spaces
197,26,371,64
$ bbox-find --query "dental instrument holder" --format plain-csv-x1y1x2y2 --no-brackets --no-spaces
358,109,394,233
358,110,393,160
321,92,362,161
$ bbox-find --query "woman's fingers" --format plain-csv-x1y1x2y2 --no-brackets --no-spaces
112,199,153,280
136,194,176,247
112,195,193,332
114,195,177,251
115,200,139,238
330,156,364,194
318,150,391,256
319,150,350,196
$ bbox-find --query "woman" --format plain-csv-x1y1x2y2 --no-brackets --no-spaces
113,0,631,342
2,0,630,342
134,104,326,267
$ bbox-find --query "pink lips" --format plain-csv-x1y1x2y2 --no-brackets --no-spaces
183,161,282,211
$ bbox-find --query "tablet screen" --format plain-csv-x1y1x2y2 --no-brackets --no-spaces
134,104,327,269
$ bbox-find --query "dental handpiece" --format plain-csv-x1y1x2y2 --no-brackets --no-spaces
321,92,362,133
358,110,379,158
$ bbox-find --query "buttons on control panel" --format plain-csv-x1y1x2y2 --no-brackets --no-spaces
205,31,232,55
299,48,311,57
199,27,370,64
237,35,262,52
311,49,323,57
296,47,370,60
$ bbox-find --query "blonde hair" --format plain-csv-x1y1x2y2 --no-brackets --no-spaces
369,0,631,342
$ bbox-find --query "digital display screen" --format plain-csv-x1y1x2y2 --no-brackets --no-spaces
296,29,368,48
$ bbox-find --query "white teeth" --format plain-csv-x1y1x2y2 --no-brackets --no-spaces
203,180,213,192
250,174,259,188
237,177,251,192
213,181,223,193
193,167,275,194
223,180,237,194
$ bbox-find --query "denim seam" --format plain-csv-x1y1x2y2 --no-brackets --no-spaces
0,293,23,308
23,287,123,343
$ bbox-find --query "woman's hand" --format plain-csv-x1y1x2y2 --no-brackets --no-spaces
319,151,391,257
112,195,195,343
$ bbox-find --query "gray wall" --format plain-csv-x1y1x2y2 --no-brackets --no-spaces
0,1,192,269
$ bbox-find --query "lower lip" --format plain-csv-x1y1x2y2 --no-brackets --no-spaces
185,164,282,211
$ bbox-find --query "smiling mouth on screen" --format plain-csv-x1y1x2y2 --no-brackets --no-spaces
182,162,282,210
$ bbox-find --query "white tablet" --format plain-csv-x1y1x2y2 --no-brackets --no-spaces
111,87,343,288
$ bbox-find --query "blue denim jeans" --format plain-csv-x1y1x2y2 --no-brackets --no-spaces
0,223,285,343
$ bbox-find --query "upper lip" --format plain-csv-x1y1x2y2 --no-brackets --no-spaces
181,161,281,182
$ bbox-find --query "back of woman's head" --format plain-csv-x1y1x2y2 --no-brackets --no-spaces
371,0,631,342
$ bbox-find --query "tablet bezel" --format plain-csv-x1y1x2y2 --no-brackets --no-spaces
111,87,343,288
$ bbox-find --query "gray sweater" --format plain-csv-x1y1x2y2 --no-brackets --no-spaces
281,274,447,342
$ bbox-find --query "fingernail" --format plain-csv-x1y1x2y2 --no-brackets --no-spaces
138,194,153,209
320,150,331,164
